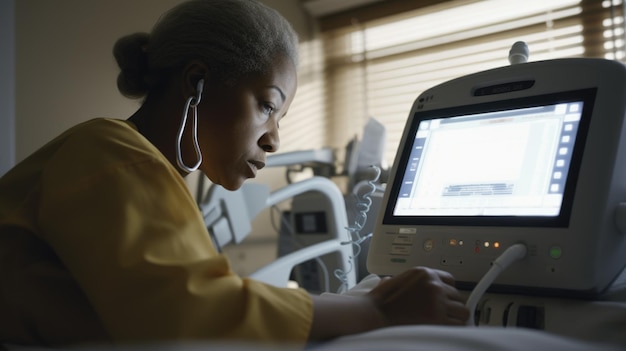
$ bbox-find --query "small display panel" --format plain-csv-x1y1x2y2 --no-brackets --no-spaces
384,89,596,227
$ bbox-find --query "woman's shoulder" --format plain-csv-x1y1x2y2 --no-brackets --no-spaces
69,118,143,146
65,118,158,158
0,118,174,213
51,118,169,174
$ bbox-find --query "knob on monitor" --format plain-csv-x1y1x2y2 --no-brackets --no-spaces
509,41,529,64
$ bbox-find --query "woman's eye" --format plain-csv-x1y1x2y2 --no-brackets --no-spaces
262,103,275,116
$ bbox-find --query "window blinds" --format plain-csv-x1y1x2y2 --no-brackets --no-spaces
314,0,625,166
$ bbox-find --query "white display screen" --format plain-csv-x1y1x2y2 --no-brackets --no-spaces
385,90,594,226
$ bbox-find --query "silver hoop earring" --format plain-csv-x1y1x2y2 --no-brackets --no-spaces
176,79,204,173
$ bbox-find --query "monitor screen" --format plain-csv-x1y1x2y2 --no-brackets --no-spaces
383,89,595,227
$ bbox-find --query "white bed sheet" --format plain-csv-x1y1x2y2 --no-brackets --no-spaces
325,273,626,351
5,326,621,351
314,325,624,351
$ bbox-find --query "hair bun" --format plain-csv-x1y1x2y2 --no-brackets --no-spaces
113,32,151,99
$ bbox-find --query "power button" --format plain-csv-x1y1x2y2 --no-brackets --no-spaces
549,246,562,259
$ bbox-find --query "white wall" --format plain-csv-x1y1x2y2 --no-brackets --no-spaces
0,0,15,176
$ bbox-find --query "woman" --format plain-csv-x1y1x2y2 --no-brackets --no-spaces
0,0,468,347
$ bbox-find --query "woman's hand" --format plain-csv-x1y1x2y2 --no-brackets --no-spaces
367,266,470,326
309,267,469,341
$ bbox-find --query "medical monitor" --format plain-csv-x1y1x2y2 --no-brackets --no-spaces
367,58,626,297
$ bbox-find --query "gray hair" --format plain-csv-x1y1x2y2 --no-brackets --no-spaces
114,0,299,99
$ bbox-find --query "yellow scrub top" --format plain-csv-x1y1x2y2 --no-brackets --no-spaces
0,118,312,347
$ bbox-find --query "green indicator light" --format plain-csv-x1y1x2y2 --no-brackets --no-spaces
549,246,562,259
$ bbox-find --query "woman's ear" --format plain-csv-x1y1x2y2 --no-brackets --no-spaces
182,60,209,99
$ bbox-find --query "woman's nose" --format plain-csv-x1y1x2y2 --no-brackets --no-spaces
260,126,280,153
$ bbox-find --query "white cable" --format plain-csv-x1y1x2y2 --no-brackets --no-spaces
334,165,381,293
466,243,528,326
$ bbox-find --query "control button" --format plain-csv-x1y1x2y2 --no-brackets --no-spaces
394,235,414,244
423,239,434,252
549,246,562,259
391,245,411,255
391,258,407,263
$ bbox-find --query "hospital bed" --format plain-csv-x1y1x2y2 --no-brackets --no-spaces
199,175,357,290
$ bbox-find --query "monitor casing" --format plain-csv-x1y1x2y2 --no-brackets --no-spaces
366,58,626,298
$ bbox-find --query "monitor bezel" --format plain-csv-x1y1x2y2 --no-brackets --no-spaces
383,88,597,227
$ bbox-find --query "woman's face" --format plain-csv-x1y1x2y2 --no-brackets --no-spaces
196,54,297,190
